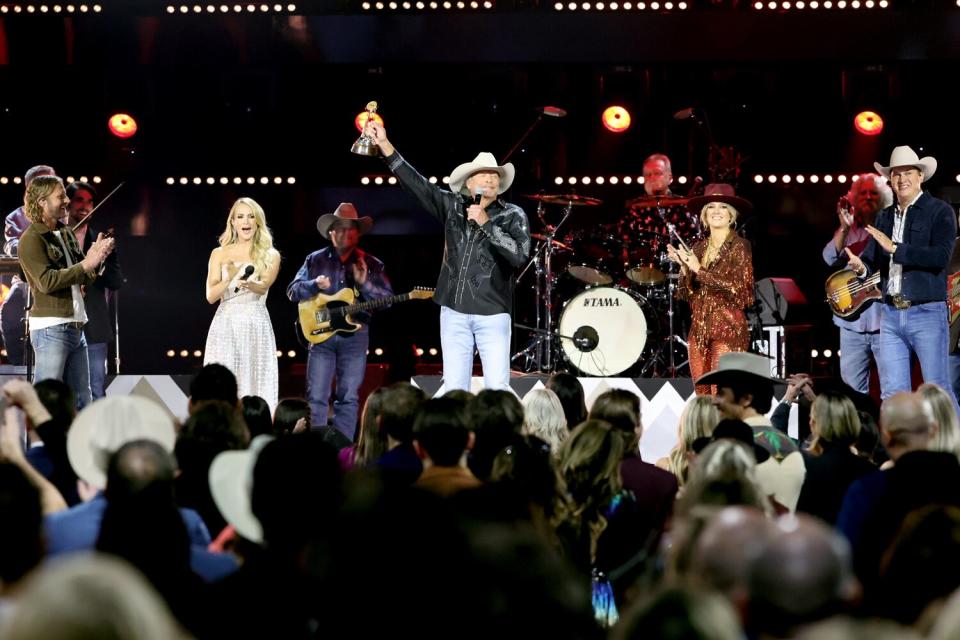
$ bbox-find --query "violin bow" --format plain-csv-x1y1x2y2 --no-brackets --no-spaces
71,181,125,232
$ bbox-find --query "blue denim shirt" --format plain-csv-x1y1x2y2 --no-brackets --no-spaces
285,246,393,324
860,191,957,303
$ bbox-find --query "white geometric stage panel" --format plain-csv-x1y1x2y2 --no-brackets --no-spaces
410,375,799,461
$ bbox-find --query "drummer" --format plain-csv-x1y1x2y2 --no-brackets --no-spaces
641,153,675,197
620,153,699,245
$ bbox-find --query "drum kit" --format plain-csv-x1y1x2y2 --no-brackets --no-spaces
513,191,701,377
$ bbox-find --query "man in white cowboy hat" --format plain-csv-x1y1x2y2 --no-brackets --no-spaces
822,173,893,394
363,120,530,392
697,351,806,512
43,396,236,581
285,203,393,439
846,146,959,411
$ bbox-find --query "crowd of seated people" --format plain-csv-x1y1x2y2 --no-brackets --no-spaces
3,360,960,639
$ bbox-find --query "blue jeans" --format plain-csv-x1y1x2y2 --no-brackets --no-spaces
879,302,959,413
87,342,108,400
440,306,511,392
838,328,881,394
31,323,92,409
306,327,368,441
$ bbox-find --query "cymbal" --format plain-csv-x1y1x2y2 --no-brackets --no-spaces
525,193,604,207
531,233,572,250
626,194,689,209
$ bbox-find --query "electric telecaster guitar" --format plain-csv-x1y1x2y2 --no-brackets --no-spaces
298,286,434,344
825,269,881,318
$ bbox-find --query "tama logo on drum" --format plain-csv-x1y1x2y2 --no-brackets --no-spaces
583,297,621,307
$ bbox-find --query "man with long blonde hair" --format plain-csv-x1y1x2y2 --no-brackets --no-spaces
18,176,113,407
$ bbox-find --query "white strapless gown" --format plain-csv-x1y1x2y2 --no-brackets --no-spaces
203,262,278,411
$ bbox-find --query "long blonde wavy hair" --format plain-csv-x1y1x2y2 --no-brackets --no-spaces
24,175,64,224
667,396,721,486
218,197,278,278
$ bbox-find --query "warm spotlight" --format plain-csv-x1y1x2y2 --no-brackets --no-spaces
108,113,138,139
854,110,884,136
601,105,631,133
354,110,385,132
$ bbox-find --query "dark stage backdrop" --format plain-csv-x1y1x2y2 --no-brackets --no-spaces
3,10,960,380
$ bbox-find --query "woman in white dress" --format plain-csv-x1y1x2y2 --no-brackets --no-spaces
204,197,280,410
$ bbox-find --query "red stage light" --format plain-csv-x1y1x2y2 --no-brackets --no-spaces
108,113,138,138
354,111,384,132
854,110,883,136
601,105,631,133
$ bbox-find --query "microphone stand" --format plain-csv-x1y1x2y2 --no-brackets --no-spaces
653,199,691,377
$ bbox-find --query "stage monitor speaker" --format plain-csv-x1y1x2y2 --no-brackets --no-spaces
750,277,808,326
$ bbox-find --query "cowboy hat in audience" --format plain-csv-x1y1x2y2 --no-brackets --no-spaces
209,434,274,544
66,396,176,490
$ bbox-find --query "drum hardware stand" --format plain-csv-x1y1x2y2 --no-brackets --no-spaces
657,204,693,378
513,201,574,373
514,323,597,369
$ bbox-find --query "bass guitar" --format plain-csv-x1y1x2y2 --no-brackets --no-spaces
298,286,434,344
824,268,881,318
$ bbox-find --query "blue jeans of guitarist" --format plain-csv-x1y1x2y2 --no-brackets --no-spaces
306,326,368,441
838,328,881,394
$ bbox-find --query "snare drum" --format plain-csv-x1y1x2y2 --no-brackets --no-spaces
566,232,619,285
558,286,654,376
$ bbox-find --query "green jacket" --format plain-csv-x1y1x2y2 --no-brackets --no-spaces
18,221,96,319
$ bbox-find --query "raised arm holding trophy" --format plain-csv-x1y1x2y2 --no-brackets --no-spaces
360,110,531,392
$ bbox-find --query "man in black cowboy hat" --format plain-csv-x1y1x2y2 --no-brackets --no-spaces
363,120,530,392
697,351,806,512
286,203,393,439
845,145,958,413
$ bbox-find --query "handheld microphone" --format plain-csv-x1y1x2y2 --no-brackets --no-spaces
234,265,255,292
687,176,703,197
468,187,483,227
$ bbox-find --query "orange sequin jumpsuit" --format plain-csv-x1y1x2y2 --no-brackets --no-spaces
677,234,755,395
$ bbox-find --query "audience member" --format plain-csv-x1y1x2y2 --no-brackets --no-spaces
796,391,876,524
96,440,217,635
174,400,250,537
546,372,587,430
348,386,387,470
1,554,188,640
521,387,567,454
188,363,239,411
467,388,524,481
412,397,481,497
376,382,426,484
240,395,273,439
657,395,720,486
273,397,311,435
747,514,860,638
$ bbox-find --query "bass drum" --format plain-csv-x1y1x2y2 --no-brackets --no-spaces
558,286,654,377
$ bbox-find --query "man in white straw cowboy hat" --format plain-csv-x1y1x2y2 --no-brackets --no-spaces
821,173,893,395
363,120,530,392
286,203,393,438
845,145,959,412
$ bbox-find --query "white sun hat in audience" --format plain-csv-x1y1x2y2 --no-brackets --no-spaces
67,396,177,490
209,434,275,544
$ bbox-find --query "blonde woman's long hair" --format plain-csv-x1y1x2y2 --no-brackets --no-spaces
552,419,625,567
808,391,861,455
668,396,720,486
918,383,960,458
522,387,568,454
219,197,278,278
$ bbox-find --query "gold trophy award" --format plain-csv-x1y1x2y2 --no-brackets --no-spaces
351,101,380,156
